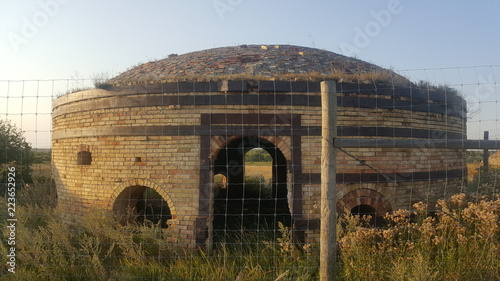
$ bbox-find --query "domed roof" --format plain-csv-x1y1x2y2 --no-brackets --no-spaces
108,44,408,85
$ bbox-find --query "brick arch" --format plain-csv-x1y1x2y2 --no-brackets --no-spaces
209,135,293,234
336,188,392,216
210,135,292,162
109,178,177,217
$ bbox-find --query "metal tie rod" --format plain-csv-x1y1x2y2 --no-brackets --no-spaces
334,138,500,149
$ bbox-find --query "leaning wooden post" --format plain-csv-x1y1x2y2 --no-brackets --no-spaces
320,80,337,281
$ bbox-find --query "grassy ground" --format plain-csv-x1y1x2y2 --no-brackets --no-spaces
1,181,498,280
1,164,499,280
32,161,51,182
245,162,272,181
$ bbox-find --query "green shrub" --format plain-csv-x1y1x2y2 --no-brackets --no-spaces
244,175,272,198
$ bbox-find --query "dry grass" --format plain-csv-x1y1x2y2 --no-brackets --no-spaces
32,161,51,180
245,162,272,181
0,181,317,280
338,195,500,280
467,162,482,181
468,160,500,181
105,69,411,88
490,151,500,165
1,167,498,280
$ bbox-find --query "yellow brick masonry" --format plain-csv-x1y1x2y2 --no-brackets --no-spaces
53,135,201,243
53,87,467,245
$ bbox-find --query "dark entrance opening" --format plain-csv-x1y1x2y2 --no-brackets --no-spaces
350,204,384,227
213,137,291,241
113,186,172,228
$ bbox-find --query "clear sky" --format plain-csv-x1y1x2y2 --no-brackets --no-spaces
1,0,500,147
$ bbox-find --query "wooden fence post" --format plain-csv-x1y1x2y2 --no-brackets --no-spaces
484,131,490,170
320,81,337,281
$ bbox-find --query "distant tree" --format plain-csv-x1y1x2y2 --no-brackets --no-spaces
32,150,51,163
0,119,33,183
245,148,272,162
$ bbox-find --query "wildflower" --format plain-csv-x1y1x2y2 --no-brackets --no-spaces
413,201,428,212
382,229,394,240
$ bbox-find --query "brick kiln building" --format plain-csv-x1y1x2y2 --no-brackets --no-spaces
52,45,467,245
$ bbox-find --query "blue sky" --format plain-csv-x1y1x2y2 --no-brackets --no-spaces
1,0,500,147
2,0,499,79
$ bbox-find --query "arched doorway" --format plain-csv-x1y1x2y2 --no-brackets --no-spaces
113,185,172,228
337,188,392,227
350,204,380,226
212,137,291,239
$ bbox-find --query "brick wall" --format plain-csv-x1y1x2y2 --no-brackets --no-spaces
52,80,466,245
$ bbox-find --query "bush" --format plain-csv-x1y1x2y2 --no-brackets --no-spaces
32,150,51,163
0,119,33,184
245,148,272,163
467,167,499,199
338,194,500,280
244,175,272,198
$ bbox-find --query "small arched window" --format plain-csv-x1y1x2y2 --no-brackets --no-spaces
77,151,92,165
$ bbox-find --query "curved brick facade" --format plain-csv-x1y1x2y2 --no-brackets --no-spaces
52,46,467,245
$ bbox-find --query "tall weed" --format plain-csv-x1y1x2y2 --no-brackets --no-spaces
338,194,500,281
0,186,498,280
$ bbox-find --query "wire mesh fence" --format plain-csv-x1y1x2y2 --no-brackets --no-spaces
0,66,499,280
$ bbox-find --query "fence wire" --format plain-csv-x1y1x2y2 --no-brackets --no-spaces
0,66,499,280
